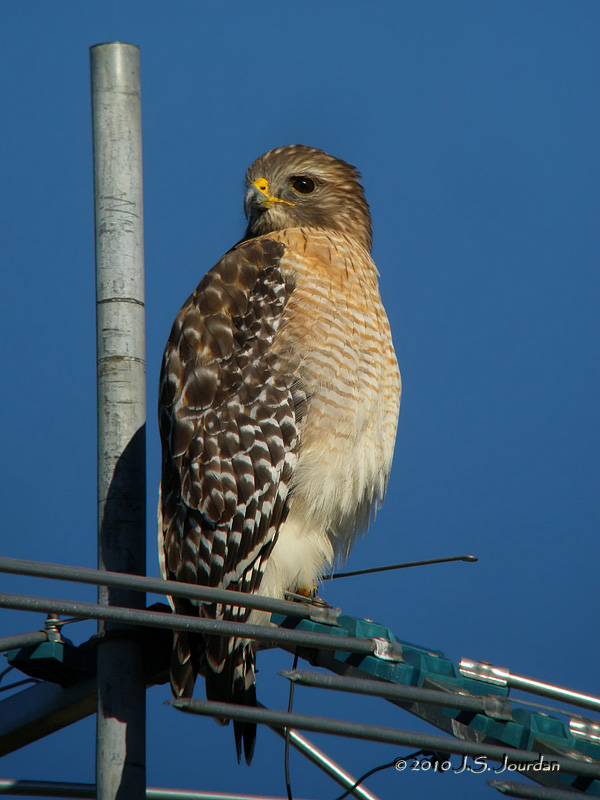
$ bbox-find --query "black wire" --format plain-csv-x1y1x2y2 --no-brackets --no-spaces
332,749,423,800
0,677,41,693
285,649,299,800
0,665,14,683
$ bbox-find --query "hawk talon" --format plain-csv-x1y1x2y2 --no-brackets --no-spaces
297,584,318,598
284,587,331,607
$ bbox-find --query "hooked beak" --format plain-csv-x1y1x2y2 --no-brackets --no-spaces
244,178,295,219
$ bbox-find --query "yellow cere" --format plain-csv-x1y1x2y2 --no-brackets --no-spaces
253,178,269,194
253,177,296,206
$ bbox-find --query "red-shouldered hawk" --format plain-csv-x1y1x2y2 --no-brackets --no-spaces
158,145,400,762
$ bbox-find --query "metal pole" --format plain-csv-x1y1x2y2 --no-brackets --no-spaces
0,781,313,800
0,678,97,757
280,669,513,718
266,723,380,800
0,630,47,654
0,555,339,624
90,42,146,800
460,658,600,715
488,781,588,800
0,592,382,656
172,700,600,782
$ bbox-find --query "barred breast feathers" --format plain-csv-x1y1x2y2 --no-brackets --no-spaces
252,228,401,593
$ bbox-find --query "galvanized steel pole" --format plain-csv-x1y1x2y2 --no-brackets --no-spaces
90,42,146,800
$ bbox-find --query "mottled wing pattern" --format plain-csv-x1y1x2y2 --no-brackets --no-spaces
158,238,305,758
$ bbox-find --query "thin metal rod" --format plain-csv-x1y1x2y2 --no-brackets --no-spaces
331,554,477,580
0,556,336,623
171,699,600,781
488,780,587,800
91,41,146,800
278,732,381,800
510,673,600,714
0,679,376,800
0,631,47,654
264,711,380,800
460,658,600,714
280,669,512,718
0,781,311,800
0,592,379,655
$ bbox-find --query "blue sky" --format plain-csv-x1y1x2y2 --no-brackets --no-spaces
1,2,599,799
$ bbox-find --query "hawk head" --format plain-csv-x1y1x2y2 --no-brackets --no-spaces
243,144,372,252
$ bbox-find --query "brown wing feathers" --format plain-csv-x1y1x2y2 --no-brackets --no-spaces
159,238,302,761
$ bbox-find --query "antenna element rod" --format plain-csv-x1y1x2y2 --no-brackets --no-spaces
331,554,478,580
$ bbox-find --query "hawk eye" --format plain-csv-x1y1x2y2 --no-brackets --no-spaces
291,176,316,195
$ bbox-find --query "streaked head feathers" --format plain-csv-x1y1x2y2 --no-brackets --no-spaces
244,144,372,251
